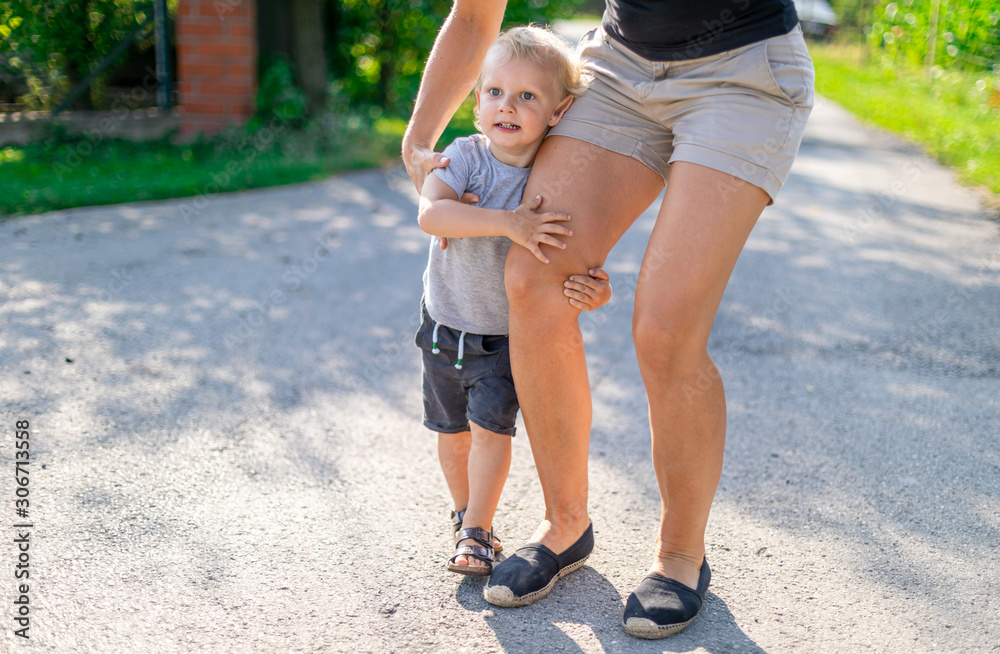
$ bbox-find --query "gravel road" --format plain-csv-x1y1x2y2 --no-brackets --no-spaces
1,94,998,653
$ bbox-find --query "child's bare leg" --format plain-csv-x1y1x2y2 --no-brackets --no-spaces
437,431,472,512
453,423,512,568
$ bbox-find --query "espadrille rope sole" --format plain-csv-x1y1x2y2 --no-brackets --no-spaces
483,554,589,607
623,616,696,639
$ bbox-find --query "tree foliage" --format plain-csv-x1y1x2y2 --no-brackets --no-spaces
0,0,171,110
831,0,1000,72
329,0,586,116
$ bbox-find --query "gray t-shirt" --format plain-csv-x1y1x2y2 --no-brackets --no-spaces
422,134,531,335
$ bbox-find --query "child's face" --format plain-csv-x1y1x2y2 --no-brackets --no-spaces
475,51,573,166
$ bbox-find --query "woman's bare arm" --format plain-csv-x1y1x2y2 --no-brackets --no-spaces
401,0,507,192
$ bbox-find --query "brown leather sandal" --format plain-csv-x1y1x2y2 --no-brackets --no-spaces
447,526,495,576
451,508,502,553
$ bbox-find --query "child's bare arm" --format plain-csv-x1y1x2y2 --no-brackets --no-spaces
564,267,612,311
418,175,572,263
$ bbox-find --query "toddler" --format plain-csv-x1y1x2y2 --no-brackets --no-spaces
414,26,611,575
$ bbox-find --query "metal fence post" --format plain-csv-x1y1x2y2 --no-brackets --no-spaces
154,0,173,111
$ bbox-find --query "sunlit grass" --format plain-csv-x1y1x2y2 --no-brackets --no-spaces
810,41,1000,198
0,103,479,218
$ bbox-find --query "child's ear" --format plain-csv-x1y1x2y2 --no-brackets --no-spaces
548,96,574,127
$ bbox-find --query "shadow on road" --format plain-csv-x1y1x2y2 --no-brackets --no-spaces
453,567,766,654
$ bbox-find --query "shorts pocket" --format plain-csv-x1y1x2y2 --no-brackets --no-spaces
760,31,815,109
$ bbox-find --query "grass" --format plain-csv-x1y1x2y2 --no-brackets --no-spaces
6,46,998,218
0,100,478,218
809,41,1000,201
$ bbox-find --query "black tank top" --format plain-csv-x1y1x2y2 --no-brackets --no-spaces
602,0,798,61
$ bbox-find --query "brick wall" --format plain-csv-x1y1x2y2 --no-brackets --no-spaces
176,0,257,138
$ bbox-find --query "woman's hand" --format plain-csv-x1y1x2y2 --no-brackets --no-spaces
506,195,572,264
403,138,450,195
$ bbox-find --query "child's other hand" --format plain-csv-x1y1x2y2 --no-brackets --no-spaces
508,195,571,263
564,267,612,311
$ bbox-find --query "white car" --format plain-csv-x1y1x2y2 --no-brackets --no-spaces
794,0,838,38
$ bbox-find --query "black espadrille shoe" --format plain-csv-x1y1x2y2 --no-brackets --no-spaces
623,557,711,639
484,523,594,607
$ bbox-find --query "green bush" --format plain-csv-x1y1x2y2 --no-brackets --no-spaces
253,58,309,128
831,0,1000,73
0,0,166,110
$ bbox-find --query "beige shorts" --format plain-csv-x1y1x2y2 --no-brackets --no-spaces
549,25,815,201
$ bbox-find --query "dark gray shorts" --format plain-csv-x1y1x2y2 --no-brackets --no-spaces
414,300,518,437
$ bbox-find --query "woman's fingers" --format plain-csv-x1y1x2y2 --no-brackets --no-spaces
404,147,450,192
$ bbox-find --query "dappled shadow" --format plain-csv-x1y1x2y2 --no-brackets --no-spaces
579,105,1000,647
453,567,766,654
2,98,999,649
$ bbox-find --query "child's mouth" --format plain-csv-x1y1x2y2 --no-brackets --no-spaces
495,123,520,132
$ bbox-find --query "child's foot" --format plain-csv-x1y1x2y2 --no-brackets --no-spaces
452,508,502,553
447,527,495,576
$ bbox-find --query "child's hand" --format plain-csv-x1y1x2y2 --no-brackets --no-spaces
507,195,572,263
564,267,612,311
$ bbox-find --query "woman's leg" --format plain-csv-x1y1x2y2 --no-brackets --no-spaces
632,161,771,589
453,423,512,568
504,136,665,553
437,431,471,512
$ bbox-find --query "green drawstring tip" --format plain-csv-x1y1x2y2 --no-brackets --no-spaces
432,342,440,354
454,359,463,370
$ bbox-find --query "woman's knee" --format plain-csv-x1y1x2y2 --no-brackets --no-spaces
632,306,709,376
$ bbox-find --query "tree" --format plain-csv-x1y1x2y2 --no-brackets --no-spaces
289,0,328,110
329,0,586,115
0,0,159,110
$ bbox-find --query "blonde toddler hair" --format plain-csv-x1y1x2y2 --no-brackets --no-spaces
478,25,589,101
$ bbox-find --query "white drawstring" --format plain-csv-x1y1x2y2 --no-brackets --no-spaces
455,331,467,369
431,322,441,354
431,319,466,369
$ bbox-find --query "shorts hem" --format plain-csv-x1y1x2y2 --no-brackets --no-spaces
424,419,470,435
548,118,667,181
469,415,516,437
669,144,783,202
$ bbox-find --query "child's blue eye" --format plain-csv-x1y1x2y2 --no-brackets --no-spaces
488,88,501,96
520,92,535,100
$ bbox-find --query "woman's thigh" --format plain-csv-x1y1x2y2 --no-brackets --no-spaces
507,135,664,288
